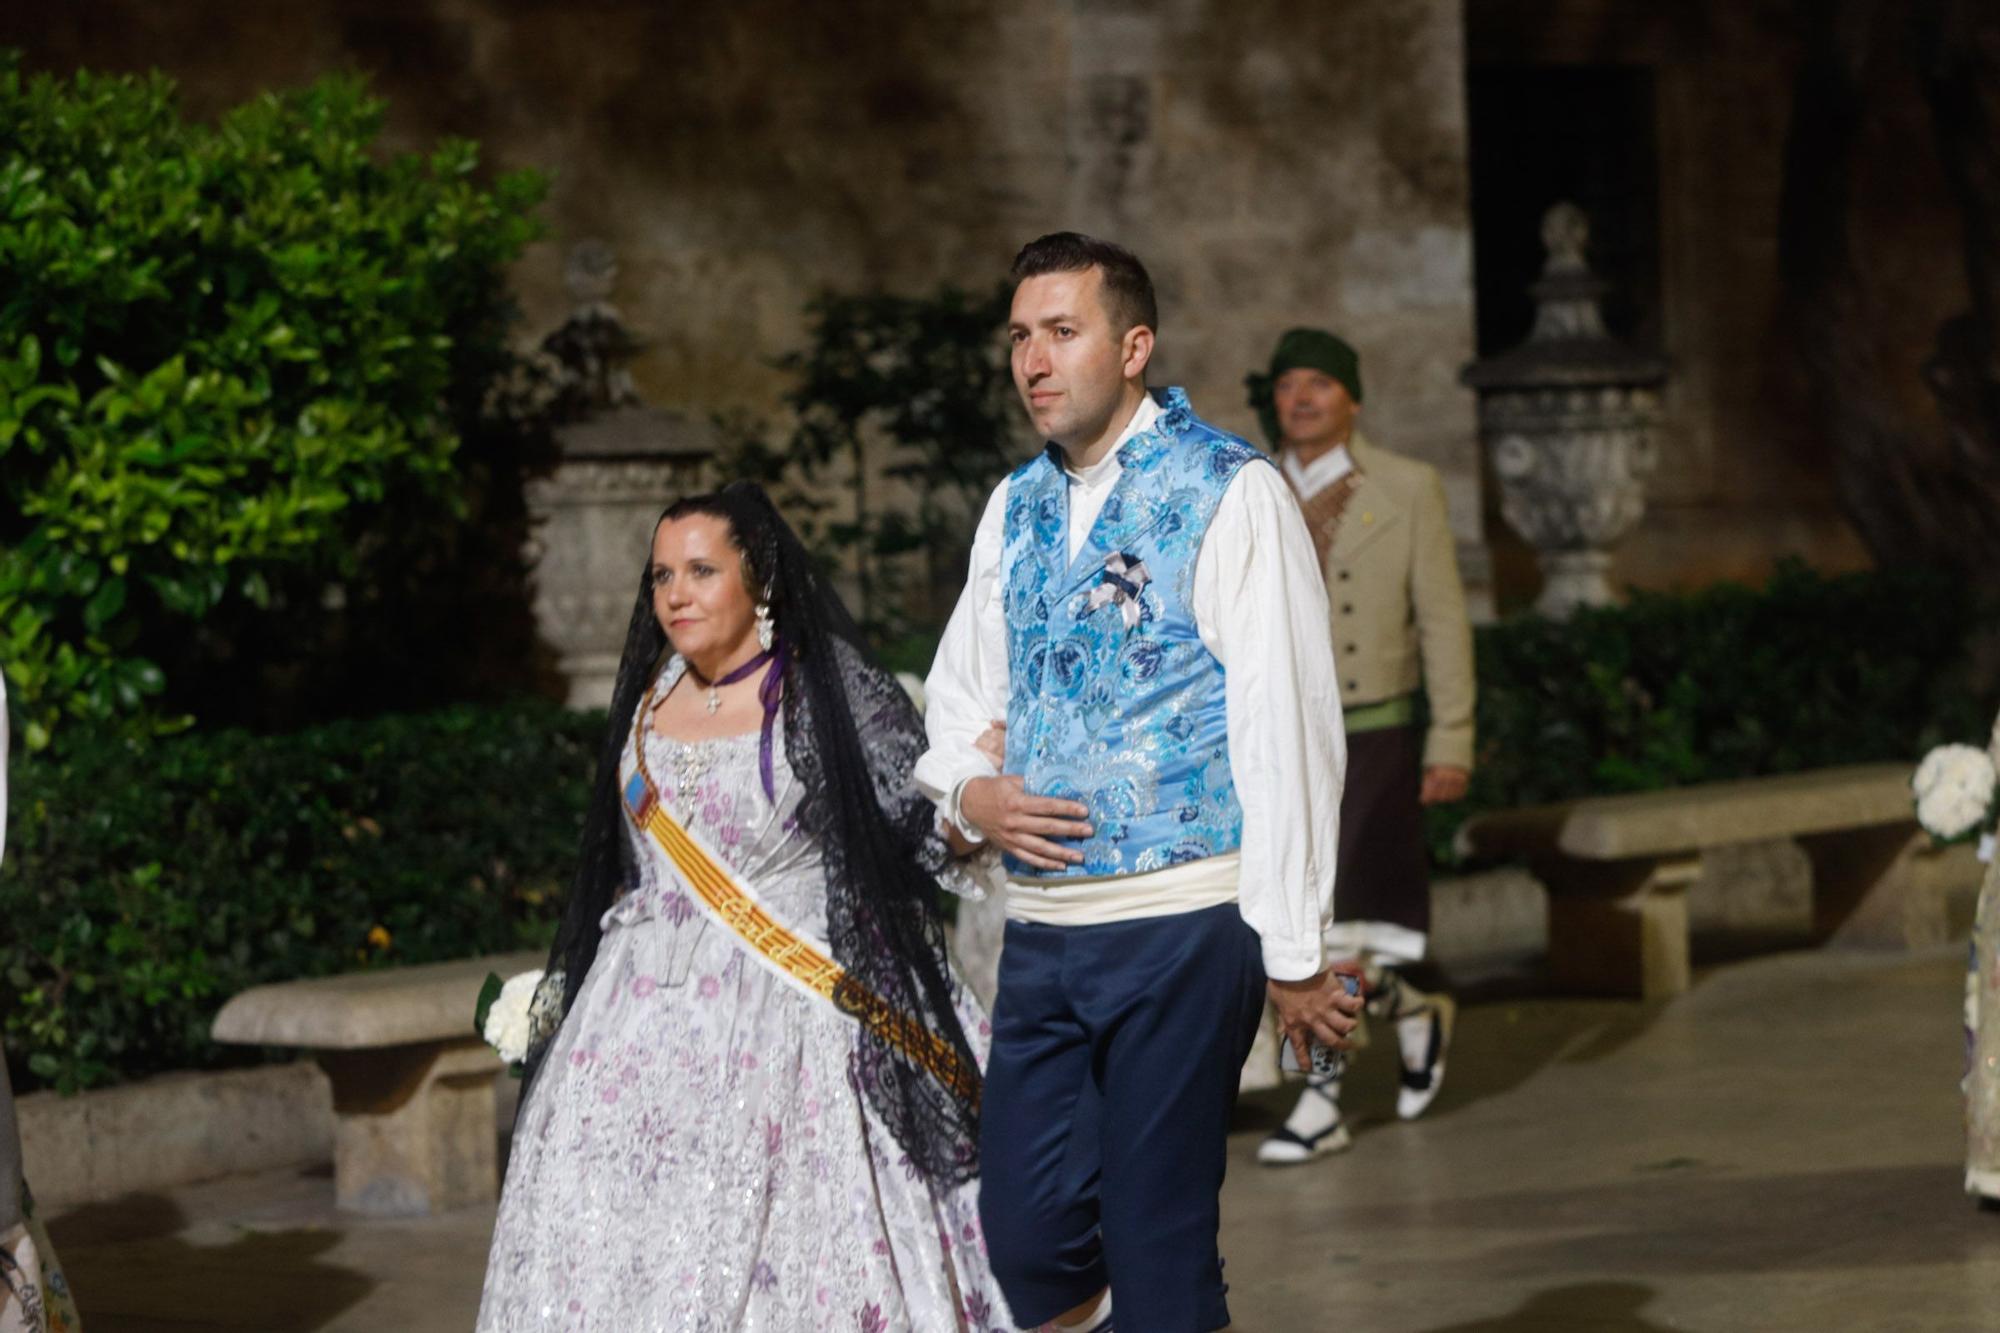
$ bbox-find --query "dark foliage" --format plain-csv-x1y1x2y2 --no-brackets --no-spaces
2,700,599,1093
1430,561,1993,863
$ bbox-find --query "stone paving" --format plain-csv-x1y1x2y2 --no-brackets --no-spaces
46,945,2000,1332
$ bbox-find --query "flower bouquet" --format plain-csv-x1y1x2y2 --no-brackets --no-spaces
1913,717,2000,854
474,967,565,1075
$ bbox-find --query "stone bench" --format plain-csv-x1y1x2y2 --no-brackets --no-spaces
1454,763,1975,999
212,950,545,1216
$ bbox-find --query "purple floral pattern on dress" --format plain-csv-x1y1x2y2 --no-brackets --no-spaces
476,695,1010,1332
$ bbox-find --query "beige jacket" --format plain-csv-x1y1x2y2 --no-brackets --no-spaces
1294,435,1476,772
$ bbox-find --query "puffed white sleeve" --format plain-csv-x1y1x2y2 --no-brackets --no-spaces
1194,459,1345,982
913,478,1012,839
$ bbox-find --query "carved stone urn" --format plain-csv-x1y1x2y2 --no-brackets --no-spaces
1462,204,1667,618
523,242,713,708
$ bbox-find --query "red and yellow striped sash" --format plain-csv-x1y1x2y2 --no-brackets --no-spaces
625,700,977,1105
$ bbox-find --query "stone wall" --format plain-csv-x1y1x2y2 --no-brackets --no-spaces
13,1,1956,612
3,0,1490,606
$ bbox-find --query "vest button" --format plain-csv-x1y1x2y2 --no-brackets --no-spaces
1341,603,1353,614
1344,643,1357,654
1337,570,1350,580
1345,680,1358,691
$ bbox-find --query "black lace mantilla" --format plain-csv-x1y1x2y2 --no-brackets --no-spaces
530,482,981,1186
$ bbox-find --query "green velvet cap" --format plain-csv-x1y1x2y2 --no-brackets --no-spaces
1244,327,1363,446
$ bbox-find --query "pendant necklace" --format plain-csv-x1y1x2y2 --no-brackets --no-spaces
685,648,776,716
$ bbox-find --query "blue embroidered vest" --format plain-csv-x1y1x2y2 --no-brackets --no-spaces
1000,387,1268,878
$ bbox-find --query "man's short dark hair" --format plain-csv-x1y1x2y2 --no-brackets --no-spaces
1010,232,1159,336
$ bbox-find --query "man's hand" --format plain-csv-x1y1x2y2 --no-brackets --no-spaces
959,774,1093,871
1268,969,1364,1071
1420,764,1470,806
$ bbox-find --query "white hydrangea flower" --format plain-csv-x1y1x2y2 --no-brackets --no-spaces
483,968,545,1064
1912,743,1998,841
1988,711,2000,773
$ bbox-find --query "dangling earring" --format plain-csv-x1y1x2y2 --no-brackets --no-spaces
755,597,775,652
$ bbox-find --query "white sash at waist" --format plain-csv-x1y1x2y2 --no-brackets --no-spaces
1005,850,1241,926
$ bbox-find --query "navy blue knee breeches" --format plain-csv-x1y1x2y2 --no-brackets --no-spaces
977,903,1268,1332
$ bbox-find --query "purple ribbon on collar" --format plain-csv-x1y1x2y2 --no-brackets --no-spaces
690,641,786,802
1087,552,1151,629
756,637,786,802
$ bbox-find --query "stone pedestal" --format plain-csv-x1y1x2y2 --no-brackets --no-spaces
1803,826,1977,951
320,1040,503,1217
1534,549,1616,618
1464,204,1667,618
1540,854,1699,1000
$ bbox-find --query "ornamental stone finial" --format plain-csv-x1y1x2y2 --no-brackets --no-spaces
563,238,620,309
538,241,644,420
1541,202,1590,273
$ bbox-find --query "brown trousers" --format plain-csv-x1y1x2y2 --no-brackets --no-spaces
1334,723,1431,937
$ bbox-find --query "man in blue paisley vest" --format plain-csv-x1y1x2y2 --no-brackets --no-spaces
918,234,1359,1333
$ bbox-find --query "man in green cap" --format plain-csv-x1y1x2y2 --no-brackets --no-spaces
1245,328,1476,1165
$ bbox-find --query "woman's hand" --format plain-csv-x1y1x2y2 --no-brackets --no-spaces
974,721,1006,769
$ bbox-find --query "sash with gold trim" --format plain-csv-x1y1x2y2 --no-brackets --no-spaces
621,722,977,1106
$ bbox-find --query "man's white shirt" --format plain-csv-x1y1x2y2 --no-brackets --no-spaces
914,394,1346,982
1279,440,1354,500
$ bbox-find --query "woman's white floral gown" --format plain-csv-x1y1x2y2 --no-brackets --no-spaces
477,700,1010,1331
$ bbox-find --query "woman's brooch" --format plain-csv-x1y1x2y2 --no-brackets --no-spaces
1087,551,1152,629
672,741,716,796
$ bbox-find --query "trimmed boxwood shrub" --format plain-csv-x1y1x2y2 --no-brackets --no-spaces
2,699,601,1093
1428,561,1993,863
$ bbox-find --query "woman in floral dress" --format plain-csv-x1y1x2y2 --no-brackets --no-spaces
1971,853,2000,1206
1968,715,2000,1208
478,484,1011,1331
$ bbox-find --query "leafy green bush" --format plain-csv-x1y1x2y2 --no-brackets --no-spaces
2,699,599,1093
0,57,546,749
727,283,1021,638
1427,561,1994,864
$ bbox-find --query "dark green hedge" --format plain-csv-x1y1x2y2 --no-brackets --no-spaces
1428,561,1993,863
3,701,601,1093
